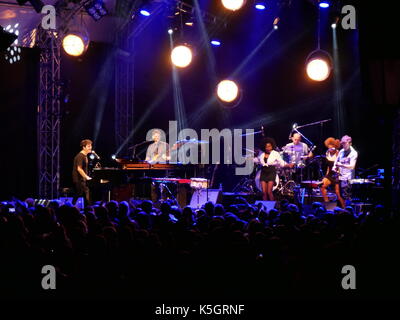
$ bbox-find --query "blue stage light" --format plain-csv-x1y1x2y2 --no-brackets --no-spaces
319,1,330,8
255,4,266,10
140,9,150,16
211,40,221,46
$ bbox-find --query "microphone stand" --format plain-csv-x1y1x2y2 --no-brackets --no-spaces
292,127,315,148
130,140,152,161
295,119,331,129
289,119,331,148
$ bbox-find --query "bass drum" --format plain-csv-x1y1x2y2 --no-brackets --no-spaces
255,169,280,192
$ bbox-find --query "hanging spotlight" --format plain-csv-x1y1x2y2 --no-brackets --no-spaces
331,16,339,29
211,40,221,46
3,23,21,64
85,0,108,21
273,17,280,30
216,80,240,104
221,0,245,11
62,31,89,57
319,1,330,8
171,44,193,68
255,1,266,10
306,7,332,82
306,50,332,81
0,25,17,52
140,9,151,16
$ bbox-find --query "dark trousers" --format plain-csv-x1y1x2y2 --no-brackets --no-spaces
339,180,352,202
73,179,91,206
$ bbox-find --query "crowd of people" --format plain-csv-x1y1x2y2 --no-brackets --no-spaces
1,196,399,300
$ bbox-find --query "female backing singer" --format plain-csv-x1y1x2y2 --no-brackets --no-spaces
258,138,294,201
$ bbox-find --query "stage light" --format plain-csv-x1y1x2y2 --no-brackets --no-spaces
331,23,337,29
171,45,193,68
217,80,239,103
221,0,245,11
89,153,96,160
306,58,331,81
168,28,173,35
319,1,330,8
255,2,266,10
1,25,17,52
140,9,150,16
62,33,89,57
211,40,221,46
111,154,117,160
273,17,280,30
85,0,108,21
3,23,21,64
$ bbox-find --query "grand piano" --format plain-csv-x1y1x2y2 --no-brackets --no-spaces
91,159,204,205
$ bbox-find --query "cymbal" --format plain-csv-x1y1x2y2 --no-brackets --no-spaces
175,138,209,144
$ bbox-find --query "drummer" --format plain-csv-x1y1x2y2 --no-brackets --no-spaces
259,138,294,201
283,133,313,165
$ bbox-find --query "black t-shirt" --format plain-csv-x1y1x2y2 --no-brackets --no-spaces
72,152,88,183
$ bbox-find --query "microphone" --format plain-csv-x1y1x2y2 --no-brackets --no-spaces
91,150,100,160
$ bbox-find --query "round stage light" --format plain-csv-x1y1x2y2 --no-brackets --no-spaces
171,45,193,68
211,40,221,46
140,9,150,16
306,58,331,81
217,80,239,103
319,1,330,8
111,154,117,160
62,33,89,57
168,28,173,35
221,0,245,11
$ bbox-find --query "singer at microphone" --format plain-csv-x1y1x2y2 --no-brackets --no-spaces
72,139,93,206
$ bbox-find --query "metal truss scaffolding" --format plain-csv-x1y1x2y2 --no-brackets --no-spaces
115,21,135,155
37,27,61,199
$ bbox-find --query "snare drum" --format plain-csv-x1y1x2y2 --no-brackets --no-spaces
255,169,280,191
190,178,209,189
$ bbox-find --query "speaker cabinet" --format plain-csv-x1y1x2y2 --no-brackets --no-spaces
189,189,222,208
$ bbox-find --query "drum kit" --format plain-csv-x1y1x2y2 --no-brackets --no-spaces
233,120,333,198
241,148,318,197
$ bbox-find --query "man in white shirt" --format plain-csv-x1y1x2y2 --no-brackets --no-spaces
145,129,169,163
333,135,358,207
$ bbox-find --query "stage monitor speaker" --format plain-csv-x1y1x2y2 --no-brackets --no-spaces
254,201,277,213
189,189,221,209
